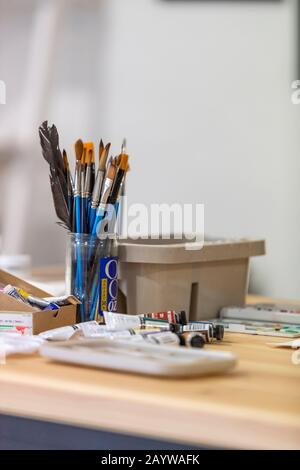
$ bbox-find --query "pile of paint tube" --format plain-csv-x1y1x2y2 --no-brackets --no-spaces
39,310,224,348
1,284,74,311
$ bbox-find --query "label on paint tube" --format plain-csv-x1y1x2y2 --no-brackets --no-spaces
183,323,213,332
182,323,213,342
103,311,172,331
142,310,187,325
143,311,178,323
143,331,180,346
0,313,33,335
89,328,179,346
98,257,118,319
103,312,141,330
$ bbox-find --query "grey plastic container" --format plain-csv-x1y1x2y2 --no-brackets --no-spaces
118,237,265,320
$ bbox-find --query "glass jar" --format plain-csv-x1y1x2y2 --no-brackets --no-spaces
66,233,118,322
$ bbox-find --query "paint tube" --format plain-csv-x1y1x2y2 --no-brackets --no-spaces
103,311,180,332
178,332,205,348
181,322,225,342
182,323,214,342
139,331,180,346
213,324,224,340
89,328,180,346
3,284,29,304
44,295,79,306
3,285,59,311
0,333,44,355
142,310,187,325
39,321,99,341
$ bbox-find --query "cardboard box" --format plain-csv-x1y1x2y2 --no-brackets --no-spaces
0,269,78,335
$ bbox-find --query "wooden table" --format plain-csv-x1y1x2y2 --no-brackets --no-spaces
0,295,299,450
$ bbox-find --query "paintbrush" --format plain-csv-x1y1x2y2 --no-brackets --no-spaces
84,142,94,195
89,142,129,318
80,147,87,233
108,155,128,206
91,158,117,236
74,139,84,233
83,148,93,229
89,141,110,232
90,143,95,194
73,139,86,320
102,142,129,235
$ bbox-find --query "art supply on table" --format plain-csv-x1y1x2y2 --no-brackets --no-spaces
143,310,187,325
3,285,59,311
215,304,300,338
267,339,300,349
136,331,180,346
0,315,33,335
214,318,300,338
40,338,237,377
103,311,180,332
220,304,300,325
0,333,44,356
3,284,29,305
43,295,79,307
89,142,110,232
181,322,224,343
38,319,187,348
178,332,205,349
0,270,78,335
39,121,130,322
39,320,99,341
98,255,118,321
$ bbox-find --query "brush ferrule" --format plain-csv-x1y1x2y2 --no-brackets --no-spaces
99,177,113,208
84,165,92,194
91,169,104,206
80,169,85,196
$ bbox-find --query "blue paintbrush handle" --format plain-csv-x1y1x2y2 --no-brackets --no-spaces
74,198,85,320
89,206,97,233
75,195,81,234
91,207,105,236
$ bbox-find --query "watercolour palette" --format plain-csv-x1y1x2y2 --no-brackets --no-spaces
40,338,237,377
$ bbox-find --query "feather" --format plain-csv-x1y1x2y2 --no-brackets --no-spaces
39,122,67,198
39,121,71,230
48,123,65,174
49,174,71,230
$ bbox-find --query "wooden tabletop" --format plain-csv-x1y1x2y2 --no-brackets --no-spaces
0,294,299,450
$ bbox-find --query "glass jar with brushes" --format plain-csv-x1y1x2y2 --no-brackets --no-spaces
66,232,118,323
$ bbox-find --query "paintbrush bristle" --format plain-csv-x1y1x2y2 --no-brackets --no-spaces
119,154,129,171
107,159,117,180
75,139,84,162
121,138,127,154
99,143,110,171
99,139,104,162
84,142,94,163
63,149,69,170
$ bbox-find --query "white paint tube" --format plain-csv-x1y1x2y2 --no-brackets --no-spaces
39,321,100,341
103,311,171,331
89,328,180,346
0,333,44,355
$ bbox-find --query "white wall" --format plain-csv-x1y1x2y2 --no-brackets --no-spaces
0,0,299,298
99,0,300,298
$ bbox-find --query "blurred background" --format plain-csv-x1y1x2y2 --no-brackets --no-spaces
0,0,299,298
